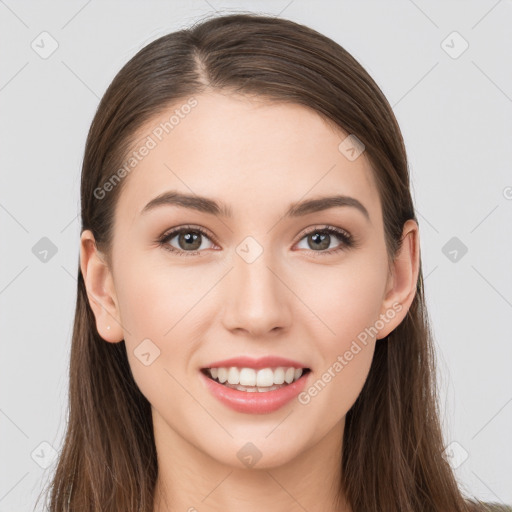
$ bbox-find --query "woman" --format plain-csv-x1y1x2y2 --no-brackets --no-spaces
38,12,510,512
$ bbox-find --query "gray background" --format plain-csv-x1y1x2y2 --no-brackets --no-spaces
1,0,511,510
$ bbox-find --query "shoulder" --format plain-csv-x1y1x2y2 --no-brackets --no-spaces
465,500,512,512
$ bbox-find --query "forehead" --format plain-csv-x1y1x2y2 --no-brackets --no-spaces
114,91,380,227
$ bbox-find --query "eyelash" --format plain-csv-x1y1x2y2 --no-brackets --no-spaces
157,224,355,258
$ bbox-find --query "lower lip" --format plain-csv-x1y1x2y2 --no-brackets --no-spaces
200,370,310,414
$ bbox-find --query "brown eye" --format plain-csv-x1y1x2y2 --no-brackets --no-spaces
295,226,353,254
176,231,202,250
158,226,215,255
307,232,331,250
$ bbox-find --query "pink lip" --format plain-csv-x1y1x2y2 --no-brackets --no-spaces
203,355,309,370
199,370,310,414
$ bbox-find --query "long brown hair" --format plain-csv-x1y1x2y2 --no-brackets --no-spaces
37,12,510,512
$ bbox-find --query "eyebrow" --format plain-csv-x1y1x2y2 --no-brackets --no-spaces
140,191,370,222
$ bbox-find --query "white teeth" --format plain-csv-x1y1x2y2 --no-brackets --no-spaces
274,367,285,384
227,367,239,385
206,366,307,387
225,383,287,392
256,368,274,387
217,367,228,383
239,368,256,386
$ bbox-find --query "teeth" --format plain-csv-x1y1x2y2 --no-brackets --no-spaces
274,367,285,384
239,367,257,386
217,367,228,383
227,367,240,385
225,382,288,393
206,366,305,387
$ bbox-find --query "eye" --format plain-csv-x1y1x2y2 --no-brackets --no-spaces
157,224,355,257
157,225,217,256
294,225,354,255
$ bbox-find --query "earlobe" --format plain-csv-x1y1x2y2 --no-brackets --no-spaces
376,219,420,340
80,230,123,343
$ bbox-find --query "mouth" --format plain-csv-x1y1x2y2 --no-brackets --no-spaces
200,366,312,393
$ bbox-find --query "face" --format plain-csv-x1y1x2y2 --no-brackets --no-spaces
82,90,417,470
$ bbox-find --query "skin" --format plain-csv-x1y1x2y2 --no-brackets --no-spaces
80,90,420,512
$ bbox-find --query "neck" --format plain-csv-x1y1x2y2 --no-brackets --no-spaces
151,411,350,512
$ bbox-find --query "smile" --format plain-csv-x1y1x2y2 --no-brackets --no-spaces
199,367,312,414
202,366,310,390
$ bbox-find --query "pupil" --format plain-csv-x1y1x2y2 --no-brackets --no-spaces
180,232,201,250
310,232,329,250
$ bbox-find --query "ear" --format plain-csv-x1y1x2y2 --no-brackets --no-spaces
80,229,123,343
375,219,420,340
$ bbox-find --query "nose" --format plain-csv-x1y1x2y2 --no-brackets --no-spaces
220,248,293,337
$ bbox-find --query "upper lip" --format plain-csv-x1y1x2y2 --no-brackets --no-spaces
203,356,309,370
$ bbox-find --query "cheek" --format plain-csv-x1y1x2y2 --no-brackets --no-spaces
116,270,172,339
294,253,386,416
112,256,190,374
114,247,204,333
304,253,387,348
114,266,198,414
